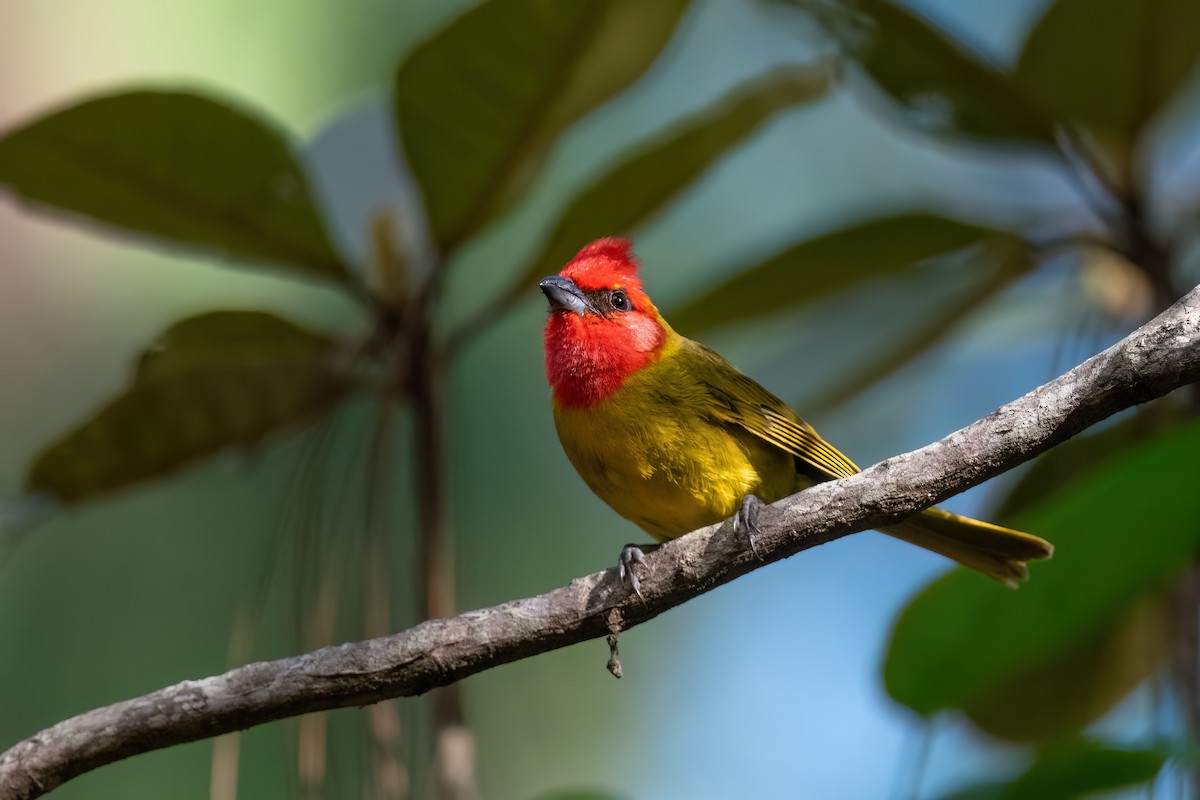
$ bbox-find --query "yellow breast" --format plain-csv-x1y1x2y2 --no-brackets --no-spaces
552,361,795,541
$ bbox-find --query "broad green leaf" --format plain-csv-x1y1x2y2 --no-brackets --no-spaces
395,0,689,253
518,64,832,290
964,592,1170,741
796,0,1052,145
1015,0,1200,145
0,91,347,281
26,311,347,504
805,235,1031,416
884,421,1200,730
135,310,333,379
940,740,1166,800
993,407,1184,521
670,213,1004,334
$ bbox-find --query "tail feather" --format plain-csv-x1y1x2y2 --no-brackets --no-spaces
880,506,1053,588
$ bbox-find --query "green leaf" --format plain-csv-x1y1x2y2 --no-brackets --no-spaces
884,421,1200,736
134,310,334,379
963,592,1170,741
0,91,347,281
670,213,1004,335
798,0,1053,145
804,235,1031,416
26,311,348,504
1015,0,1200,145
939,740,1166,800
518,64,832,291
395,0,689,253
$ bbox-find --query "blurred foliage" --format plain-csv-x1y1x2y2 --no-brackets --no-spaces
3,0,1200,796
795,0,1054,145
962,592,1171,743
938,740,1166,800
0,92,347,281
787,0,1199,789
669,213,1026,333
885,421,1200,739
803,235,1029,416
26,312,347,503
507,64,834,308
1014,0,1200,154
528,790,625,800
394,0,689,252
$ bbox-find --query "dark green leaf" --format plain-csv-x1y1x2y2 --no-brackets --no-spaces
529,791,625,800
885,421,1200,733
0,91,347,281
518,64,832,291
1015,0,1200,144
395,0,689,253
798,0,1053,145
805,235,1031,415
963,593,1170,741
26,311,347,504
939,740,1166,800
135,310,334,379
670,213,1004,334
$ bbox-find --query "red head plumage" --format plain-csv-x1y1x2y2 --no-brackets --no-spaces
542,238,667,408
560,237,644,293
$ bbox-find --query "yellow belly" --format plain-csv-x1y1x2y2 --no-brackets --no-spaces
552,372,795,541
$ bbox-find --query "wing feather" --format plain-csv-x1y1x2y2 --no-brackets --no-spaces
685,341,859,481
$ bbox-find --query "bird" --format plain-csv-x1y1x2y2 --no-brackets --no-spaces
539,237,1052,595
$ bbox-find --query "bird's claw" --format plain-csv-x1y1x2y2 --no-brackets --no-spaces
733,494,765,559
618,543,659,598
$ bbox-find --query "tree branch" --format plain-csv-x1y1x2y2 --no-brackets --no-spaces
3,285,1200,800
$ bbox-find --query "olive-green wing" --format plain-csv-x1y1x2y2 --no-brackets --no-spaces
684,340,860,481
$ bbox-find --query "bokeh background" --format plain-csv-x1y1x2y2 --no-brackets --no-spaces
2,1,1199,798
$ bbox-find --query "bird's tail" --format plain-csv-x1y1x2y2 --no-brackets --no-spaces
880,506,1053,588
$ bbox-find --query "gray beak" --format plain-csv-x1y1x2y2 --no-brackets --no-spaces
539,275,592,315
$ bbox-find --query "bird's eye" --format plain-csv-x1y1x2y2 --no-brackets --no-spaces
610,290,629,311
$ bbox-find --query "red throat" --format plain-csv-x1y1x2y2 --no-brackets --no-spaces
543,238,666,408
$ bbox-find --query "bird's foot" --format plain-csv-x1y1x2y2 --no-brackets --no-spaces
733,494,766,559
618,543,660,599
